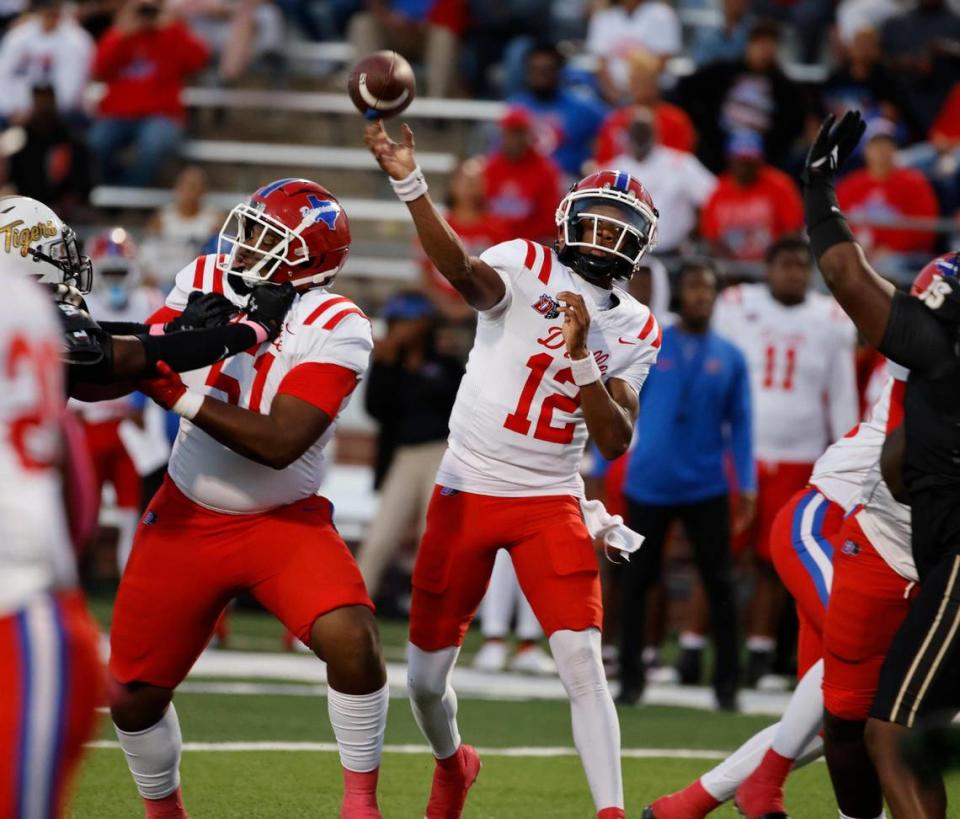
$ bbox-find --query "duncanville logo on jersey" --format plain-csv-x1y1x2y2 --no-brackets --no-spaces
532,293,561,319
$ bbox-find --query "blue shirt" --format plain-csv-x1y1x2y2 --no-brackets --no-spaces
624,325,755,505
507,89,608,176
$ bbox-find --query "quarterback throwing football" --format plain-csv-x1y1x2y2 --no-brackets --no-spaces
366,121,661,819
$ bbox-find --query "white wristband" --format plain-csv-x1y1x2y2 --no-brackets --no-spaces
570,354,602,386
389,165,428,202
171,390,203,420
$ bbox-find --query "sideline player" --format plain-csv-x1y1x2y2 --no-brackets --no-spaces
108,178,389,819
365,121,661,819
646,362,914,819
804,108,960,818
0,268,101,818
705,237,858,687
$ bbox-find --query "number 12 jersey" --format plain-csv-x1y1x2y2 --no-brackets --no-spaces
437,239,661,498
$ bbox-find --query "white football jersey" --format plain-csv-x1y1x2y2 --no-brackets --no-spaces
70,286,165,424
0,276,75,615
810,367,904,512
437,240,660,497
713,283,858,463
164,255,372,514
856,362,915,582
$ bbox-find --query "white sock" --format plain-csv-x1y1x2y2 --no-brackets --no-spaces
115,507,139,574
479,550,518,639
114,704,182,800
701,723,778,801
407,643,461,760
549,628,623,810
327,682,389,772
771,659,824,759
679,631,706,650
746,636,775,653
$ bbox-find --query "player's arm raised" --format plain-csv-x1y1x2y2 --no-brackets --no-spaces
364,120,505,311
557,291,636,460
802,110,895,347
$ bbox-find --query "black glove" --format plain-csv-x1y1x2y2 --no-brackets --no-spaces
244,282,296,340
165,291,239,333
802,110,866,259
802,110,866,186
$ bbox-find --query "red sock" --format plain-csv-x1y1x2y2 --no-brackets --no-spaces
597,808,625,819
144,787,188,819
437,746,466,772
516,639,538,652
755,748,793,785
343,768,379,800
736,748,792,815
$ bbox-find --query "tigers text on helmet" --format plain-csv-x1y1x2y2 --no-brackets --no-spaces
911,251,960,325
555,170,658,283
0,196,92,292
217,178,351,289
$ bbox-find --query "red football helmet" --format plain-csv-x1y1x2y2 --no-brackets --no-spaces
910,250,960,323
555,170,659,282
88,227,139,281
217,178,351,288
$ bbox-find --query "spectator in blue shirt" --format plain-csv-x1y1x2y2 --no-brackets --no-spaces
507,43,607,177
618,259,755,710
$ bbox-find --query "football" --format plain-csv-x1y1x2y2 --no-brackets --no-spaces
347,50,416,120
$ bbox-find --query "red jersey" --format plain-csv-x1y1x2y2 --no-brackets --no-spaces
483,148,562,242
836,168,939,253
700,166,803,262
93,22,209,120
594,102,696,166
931,82,960,142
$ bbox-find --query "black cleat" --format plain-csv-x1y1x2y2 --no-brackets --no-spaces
676,647,703,685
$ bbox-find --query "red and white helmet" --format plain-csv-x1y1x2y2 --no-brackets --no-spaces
555,170,658,282
217,178,351,288
88,227,140,285
910,250,960,324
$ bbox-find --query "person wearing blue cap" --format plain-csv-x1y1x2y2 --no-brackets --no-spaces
356,291,465,600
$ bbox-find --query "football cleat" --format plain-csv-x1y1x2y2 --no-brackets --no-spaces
424,744,481,819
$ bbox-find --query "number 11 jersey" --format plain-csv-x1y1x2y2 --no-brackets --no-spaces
437,239,661,498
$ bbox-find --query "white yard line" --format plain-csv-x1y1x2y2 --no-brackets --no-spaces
86,740,727,760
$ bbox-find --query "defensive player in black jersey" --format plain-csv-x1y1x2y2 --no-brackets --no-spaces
0,195,295,391
803,110,960,819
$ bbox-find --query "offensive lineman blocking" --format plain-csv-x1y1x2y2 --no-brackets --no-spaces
365,122,661,818
108,179,390,819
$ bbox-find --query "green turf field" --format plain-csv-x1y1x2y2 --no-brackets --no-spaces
70,691,960,818
75,595,960,818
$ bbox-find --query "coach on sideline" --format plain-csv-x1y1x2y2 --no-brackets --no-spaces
803,109,960,819
618,259,755,711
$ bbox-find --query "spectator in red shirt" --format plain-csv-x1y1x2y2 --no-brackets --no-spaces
594,50,697,166
88,0,209,186
700,129,803,263
837,117,940,256
483,106,562,243
419,157,508,323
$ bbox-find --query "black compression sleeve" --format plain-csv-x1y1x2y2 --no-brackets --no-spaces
879,292,955,375
137,322,260,374
100,321,150,336
803,176,856,260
